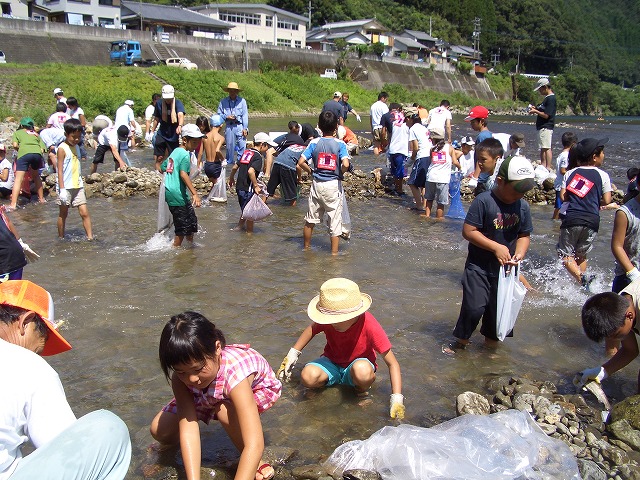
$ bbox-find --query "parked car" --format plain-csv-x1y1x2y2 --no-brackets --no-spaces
0,51,6,64
165,57,198,70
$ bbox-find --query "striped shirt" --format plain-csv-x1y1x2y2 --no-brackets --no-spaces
57,143,83,190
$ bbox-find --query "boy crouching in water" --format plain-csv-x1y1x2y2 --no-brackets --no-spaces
575,285,640,393
161,124,202,247
443,156,535,354
57,118,93,240
277,277,405,419
297,111,350,254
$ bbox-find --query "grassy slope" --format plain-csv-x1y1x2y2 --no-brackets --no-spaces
0,63,521,126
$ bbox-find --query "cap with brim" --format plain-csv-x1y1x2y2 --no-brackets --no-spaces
53,88,63,95
461,136,475,146
498,155,535,193
575,137,608,159
533,78,550,92
429,127,445,141
210,114,224,127
162,85,175,99
223,82,242,92
0,280,71,356
20,117,35,128
254,132,278,147
464,106,489,121
307,278,372,324
511,133,525,148
333,91,342,98
181,123,205,139
124,100,134,106
117,125,130,141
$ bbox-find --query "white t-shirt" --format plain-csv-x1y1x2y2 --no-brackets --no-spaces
370,100,389,129
408,123,431,159
38,128,66,150
561,166,612,194
554,150,569,190
47,112,70,130
459,151,475,176
0,339,76,479
67,106,85,121
114,105,134,128
388,119,409,156
426,106,452,132
427,143,453,183
145,104,155,123
98,126,119,147
0,159,14,190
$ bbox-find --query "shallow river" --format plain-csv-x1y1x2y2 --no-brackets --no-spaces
7,114,640,477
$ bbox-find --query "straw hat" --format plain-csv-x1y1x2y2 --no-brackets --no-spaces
307,278,372,324
223,82,242,92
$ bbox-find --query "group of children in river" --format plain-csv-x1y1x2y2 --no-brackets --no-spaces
3,86,640,480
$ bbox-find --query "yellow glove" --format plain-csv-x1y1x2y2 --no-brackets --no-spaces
390,393,405,419
276,348,301,381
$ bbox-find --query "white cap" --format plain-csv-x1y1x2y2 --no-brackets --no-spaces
124,99,134,106
461,136,475,146
254,132,278,147
162,85,175,99
497,155,535,192
53,87,63,95
534,78,550,92
181,124,204,138
333,91,342,98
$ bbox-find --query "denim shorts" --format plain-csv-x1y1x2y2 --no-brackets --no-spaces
389,153,407,179
307,356,375,387
16,153,44,172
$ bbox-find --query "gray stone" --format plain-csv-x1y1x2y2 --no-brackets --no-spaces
570,425,580,436
502,383,516,396
556,422,570,436
113,173,127,183
611,395,640,430
618,464,640,480
610,439,633,453
538,422,557,435
609,420,640,452
263,446,297,464
587,432,600,447
342,469,382,480
512,393,536,413
493,391,512,408
602,445,630,466
125,180,138,188
544,414,561,425
291,465,328,480
456,391,490,416
515,383,540,395
577,459,607,480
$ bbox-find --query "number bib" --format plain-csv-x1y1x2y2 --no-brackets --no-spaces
239,150,253,164
431,151,446,165
566,173,594,198
317,152,337,171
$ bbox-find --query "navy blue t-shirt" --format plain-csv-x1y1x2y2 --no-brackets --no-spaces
0,214,27,275
236,149,263,192
465,191,533,276
536,94,556,130
561,167,606,231
154,99,186,142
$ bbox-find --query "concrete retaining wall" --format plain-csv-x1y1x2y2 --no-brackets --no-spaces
0,18,494,99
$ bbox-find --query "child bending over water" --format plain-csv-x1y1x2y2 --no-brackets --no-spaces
150,312,281,480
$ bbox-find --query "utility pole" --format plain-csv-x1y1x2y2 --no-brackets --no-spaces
516,45,520,74
429,16,432,37
308,0,312,29
491,49,500,67
472,17,481,61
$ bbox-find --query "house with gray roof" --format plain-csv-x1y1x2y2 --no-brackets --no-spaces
120,1,232,36
306,18,391,51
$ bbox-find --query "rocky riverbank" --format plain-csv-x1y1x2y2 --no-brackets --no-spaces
141,378,640,479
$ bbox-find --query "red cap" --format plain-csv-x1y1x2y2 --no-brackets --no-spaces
0,280,72,356
464,106,489,121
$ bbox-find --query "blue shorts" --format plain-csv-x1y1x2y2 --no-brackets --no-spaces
237,189,254,211
307,356,375,387
407,157,429,188
554,190,563,209
16,153,44,172
389,153,407,179
204,161,222,179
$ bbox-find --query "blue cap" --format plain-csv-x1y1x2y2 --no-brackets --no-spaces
210,114,224,127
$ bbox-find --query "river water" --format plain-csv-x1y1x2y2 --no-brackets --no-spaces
8,114,640,477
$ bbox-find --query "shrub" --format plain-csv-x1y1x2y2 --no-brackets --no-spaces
259,61,274,74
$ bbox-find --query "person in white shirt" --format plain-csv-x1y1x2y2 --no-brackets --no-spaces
0,144,14,198
455,136,475,177
53,87,67,107
0,280,131,480
115,100,136,149
46,102,70,130
145,93,161,146
426,100,453,144
406,114,432,211
369,91,389,155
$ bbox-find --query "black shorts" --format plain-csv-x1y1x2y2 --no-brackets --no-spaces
93,144,116,165
169,204,198,237
237,189,253,211
204,161,222,180
266,164,298,202
16,153,44,172
154,136,179,159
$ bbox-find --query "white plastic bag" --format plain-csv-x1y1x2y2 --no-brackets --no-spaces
157,173,173,234
324,410,580,480
496,262,527,341
241,194,272,222
208,168,227,203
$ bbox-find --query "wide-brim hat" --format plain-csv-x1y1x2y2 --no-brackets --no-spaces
223,82,242,92
307,278,372,324
0,280,72,356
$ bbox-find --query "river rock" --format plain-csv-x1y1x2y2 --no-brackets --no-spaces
263,446,297,465
610,395,640,430
512,393,536,413
342,469,382,480
577,459,607,480
609,420,640,452
291,464,328,480
456,391,490,416
601,445,629,465
493,391,512,408
618,464,640,480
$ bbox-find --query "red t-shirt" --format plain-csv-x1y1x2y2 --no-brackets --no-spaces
311,311,392,368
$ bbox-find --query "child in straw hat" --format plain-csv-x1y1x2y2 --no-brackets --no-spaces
277,277,405,419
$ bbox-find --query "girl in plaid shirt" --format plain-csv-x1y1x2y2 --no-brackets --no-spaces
151,312,281,480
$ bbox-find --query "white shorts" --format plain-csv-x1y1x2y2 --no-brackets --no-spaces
304,179,343,237
537,128,553,150
57,187,87,207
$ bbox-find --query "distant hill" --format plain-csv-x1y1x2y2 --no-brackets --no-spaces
162,0,639,86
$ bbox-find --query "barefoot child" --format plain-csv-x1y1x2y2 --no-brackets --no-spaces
196,115,225,198
57,119,93,240
277,277,405,419
444,156,535,354
150,312,281,480
160,124,202,247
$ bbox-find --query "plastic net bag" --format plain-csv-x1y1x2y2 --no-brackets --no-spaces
496,262,527,341
241,193,272,222
324,410,579,480
157,173,173,234
208,168,227,203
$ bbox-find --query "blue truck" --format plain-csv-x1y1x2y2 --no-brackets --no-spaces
109,40,142,66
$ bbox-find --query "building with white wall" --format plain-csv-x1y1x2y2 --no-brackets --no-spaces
190,3,307,47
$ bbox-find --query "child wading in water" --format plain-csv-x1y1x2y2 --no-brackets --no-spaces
150,312,281,480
